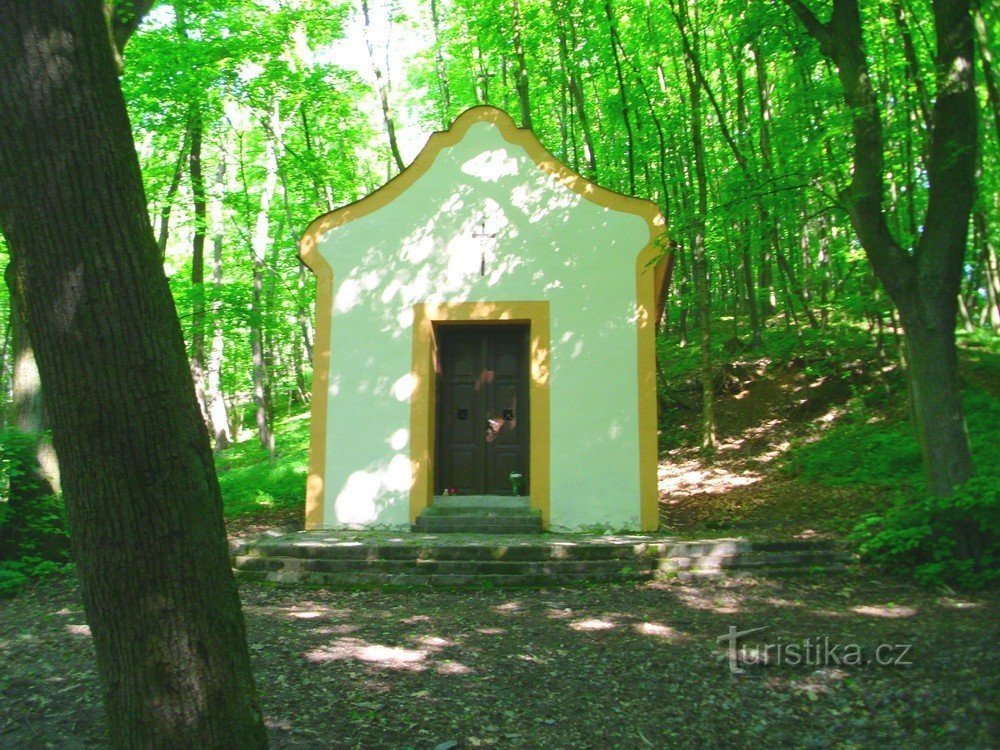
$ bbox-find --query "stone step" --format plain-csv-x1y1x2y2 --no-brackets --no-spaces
412,518,543,534
232,532,855,588
418,505,541,517
234,568,652,588
658,549,853,572
433,495,531,509
237,542,660,561
234,555,653,576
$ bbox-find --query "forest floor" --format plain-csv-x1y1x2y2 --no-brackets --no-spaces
2,572,997,748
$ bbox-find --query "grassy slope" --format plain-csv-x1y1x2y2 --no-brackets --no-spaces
217,411,310,523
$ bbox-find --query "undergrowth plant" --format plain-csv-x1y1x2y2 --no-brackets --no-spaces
790,388,1000,588
0,429,71,597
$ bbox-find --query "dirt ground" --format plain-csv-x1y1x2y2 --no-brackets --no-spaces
2,574,996,749
658,359,894,539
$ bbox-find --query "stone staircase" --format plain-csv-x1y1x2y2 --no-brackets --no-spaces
232,533,854,588
411,496,542,534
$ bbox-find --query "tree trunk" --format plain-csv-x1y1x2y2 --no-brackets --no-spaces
553,0,598,177
207,160,231,451
782,0,977,500
361,0,405,172
604,0,636,194
156,128,188,258
0,2,267,746
189,101,209,424
511,0,533,129
903,321,975,495
251,104,279,457
429,0,452,125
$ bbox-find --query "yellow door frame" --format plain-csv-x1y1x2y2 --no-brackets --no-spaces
409,301,551,527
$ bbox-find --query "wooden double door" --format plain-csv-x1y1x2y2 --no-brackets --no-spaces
435,324,529,495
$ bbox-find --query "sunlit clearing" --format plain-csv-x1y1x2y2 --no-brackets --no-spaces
436,660,473,675
851,604,917,618
659,457,763,496
569,618,616,632
937,598,982,609
288,610,325,620
305,638,428,671
674,586,741,614
633,622,683,641
412,635,453,648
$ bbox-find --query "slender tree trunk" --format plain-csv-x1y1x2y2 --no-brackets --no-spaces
251,105,279,457
604,0,636,194
361,0,405,172
207,160,231,451
429,0,451,125
511,0,533,129
0,3,266,745
740,220,763,346
553,0,597,177
156,128,188,258
189,101,209,424
972,0,1000,142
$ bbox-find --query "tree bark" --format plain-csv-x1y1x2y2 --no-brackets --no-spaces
0,3,267,746
552,0,598,177
429,0,452,125
604,0,636,194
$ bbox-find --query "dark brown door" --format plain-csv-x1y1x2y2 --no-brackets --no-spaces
436,324,529,495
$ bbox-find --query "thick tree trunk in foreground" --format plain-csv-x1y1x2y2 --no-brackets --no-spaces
782,0,977,499
0,3,267,746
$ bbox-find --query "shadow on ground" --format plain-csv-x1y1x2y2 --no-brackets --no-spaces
1,574,996,748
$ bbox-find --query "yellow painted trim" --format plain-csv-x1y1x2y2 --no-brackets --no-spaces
300,106,667,531
637,247,664,531
299,249,332,530
410,302,551,527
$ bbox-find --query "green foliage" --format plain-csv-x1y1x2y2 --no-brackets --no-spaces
0,557,74,598
0,430,71,597
787,416,923,488
789,388,1000,587
853,477,999,589
216,413,310,518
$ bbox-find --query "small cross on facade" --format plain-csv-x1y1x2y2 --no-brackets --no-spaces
471,219,498,276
